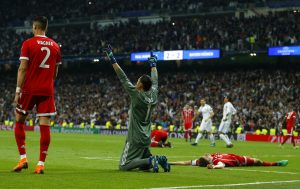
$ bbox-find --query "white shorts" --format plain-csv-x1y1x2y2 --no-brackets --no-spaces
199,119,212,132
218,120,232,133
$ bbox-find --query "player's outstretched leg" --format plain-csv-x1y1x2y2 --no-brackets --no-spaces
157,156,171,172
208,133,215,147
219,133,233,148
188,130,192,142
277,160,289,166
13,122,28,172
184,131,188,142
281,135,290,147
291,135,298,149
192,132,203,146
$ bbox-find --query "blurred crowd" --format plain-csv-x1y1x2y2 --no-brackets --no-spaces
1,69,299,133
0,0,268,27
1,0,300,134
1,11,299,60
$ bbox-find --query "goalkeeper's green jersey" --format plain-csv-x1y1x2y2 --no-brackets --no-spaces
115,68,158,147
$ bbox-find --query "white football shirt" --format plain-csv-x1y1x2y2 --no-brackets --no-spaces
198,104,213,120
223,102,237,120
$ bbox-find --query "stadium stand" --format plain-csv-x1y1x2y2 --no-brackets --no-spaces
1,68,299,133
1,11,299,60
0,0,299,135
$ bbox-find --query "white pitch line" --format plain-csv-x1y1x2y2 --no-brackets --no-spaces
249,154,300,158
146,180,300,189
225,168,300,175
80,157,119,161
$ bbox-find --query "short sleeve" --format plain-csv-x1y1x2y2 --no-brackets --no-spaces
19,41,29,61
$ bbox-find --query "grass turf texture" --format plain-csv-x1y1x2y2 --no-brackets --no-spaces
1,131,300,189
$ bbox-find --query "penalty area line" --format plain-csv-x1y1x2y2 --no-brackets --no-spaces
146,180,300,189
80,157,119,161
225,168,300,175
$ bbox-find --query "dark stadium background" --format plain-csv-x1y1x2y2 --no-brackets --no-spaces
1,0,300,136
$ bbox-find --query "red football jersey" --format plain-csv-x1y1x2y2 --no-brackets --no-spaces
151,130,168,142
286,111,297,128
182,108,194,124
20,35,61,96
211,153,245,167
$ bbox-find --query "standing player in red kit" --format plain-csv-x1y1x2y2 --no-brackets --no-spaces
181,104,194,142
280,107,298,149
170,153,288,169
13,16,61,174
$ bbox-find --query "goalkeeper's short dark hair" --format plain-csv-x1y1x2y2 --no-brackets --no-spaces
140,74,152,91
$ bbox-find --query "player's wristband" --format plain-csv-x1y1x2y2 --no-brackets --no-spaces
148,57,157,67
107,51,117,64
191,160,198,166
110,56,117,64
150,62,156,68
16,87,21,93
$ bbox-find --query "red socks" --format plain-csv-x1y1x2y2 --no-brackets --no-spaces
281,136,289,145
15,123,51,163
184,131,192,142
184,131,188,141
291,136,296,146
262,162,277,166
281,135,295,146
14,122,26,155
189,130,192,140
39,125,51,162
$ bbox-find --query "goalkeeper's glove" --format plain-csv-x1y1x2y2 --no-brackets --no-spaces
148,53,157,68
103,44,117,64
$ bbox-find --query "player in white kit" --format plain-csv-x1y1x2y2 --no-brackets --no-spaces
191,98,215,147
218,96,237,148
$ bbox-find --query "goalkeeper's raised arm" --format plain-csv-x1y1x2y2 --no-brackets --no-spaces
103,45,158,97
103,44,136,96
148,53,158,93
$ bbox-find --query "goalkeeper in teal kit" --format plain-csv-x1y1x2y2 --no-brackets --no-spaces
103,45,170,173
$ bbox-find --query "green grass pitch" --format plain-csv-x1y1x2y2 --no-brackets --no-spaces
1,131,300,189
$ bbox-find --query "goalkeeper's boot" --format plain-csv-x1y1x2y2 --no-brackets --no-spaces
34,165,44,174
157,156,171,172
13,158,28,172
150,156,159,173
277,160,288,166
191,142,198,146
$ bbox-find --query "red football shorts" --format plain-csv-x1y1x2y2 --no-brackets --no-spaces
184,122,193,130
16,94,57,117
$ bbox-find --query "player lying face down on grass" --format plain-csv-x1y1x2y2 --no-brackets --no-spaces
170,153,288,169
103,45,170,173
150,127,171,148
